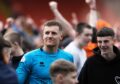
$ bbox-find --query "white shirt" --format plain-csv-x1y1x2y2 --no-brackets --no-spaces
64,41,87,76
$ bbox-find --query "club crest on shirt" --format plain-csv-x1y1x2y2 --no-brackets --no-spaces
40,62,45,67
115,76,120,84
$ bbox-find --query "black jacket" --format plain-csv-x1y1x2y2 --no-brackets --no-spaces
0,61,18,84
12,55,23,69
78,46,120,84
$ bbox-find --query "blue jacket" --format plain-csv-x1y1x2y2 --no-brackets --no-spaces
0,61,18,84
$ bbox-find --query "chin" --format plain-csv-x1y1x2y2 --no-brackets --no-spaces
101,51,108,55
46,45,56,47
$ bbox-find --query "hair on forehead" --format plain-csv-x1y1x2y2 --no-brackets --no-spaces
43,20,63,31
97,27,115,37
75,22,92,34
4,32,22,46
50,59,76,77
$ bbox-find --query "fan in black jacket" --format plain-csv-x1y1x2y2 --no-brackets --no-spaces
78,27,120,84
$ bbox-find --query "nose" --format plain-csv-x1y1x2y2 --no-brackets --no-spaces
48,32,52,37
101,42,105,46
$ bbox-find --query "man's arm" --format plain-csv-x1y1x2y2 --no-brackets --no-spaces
49,1,76,39
86,0,98,27
16,53,32,84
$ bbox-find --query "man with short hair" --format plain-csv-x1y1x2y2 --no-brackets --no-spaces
78,27,120,84
50,59,78,84
4,32,24,69
16,20,73,84
64,23,93,76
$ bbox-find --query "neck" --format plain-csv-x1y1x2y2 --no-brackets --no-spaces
74,39,83,49
43,45,58,53
101,51,116,61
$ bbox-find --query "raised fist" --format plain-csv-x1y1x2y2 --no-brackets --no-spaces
49,1,58,10
85,0,96,9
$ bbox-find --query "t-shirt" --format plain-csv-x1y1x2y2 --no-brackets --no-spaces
64,41,87,76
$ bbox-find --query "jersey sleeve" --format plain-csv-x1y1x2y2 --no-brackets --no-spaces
16,53,33,84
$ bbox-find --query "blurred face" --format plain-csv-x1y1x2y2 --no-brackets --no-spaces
43,25,62,47
97,36,114,55
62,72,78,84
77,28,93,46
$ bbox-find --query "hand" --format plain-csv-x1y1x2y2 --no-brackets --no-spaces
49,1,58,10
85,0,96,9
4,17,14,29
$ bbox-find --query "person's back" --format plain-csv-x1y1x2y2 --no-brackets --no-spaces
0,61,18,84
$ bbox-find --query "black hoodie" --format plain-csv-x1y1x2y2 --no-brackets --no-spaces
78,46,120,84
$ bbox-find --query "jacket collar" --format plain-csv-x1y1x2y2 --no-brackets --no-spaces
93,46,120,63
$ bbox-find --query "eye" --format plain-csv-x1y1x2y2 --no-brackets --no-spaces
98,41,102,43
104,40,109,43
85,34,89,36
45,31,49,35
52,32,57,35
85,34,92,37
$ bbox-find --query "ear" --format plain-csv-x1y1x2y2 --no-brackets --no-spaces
113,37,116,44
60,35,63,40
56,74,64,83
60,32,63,40
14,42,19,45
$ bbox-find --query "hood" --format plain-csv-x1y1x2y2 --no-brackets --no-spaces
93,46,120,64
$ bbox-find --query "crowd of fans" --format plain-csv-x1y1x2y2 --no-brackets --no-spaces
0,0,120,84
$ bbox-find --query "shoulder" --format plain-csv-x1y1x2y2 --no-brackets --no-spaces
0,64,18,83
21,48,41,62
85,55,98,65
64,42,78,54
59,49,73,56
24,48,41,57
64,42,75,51
58,49,74,62
25,48,41,55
